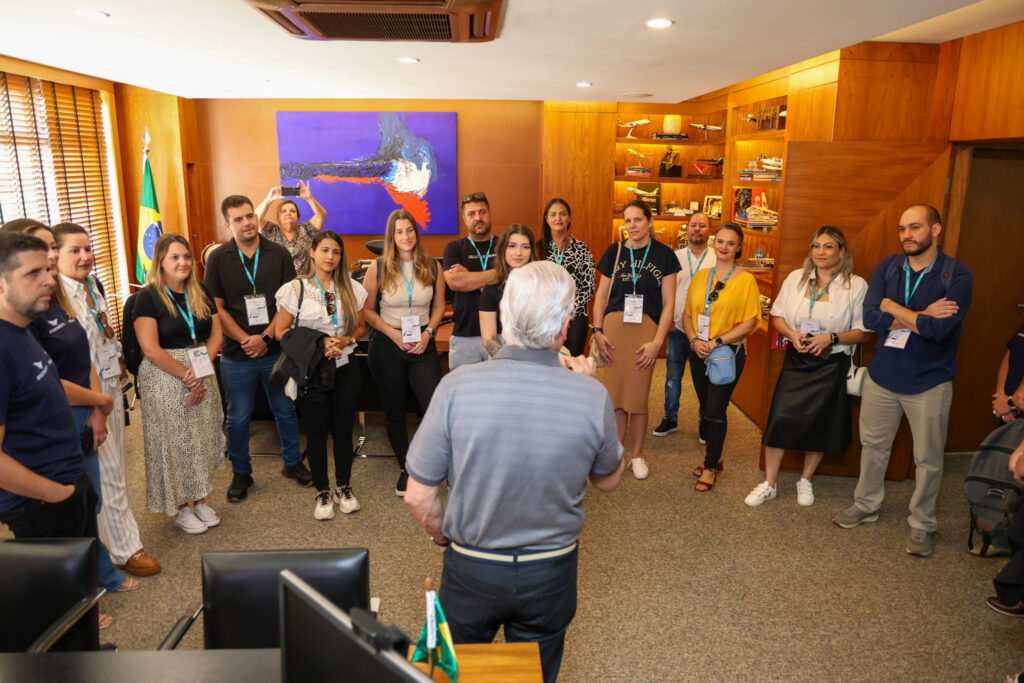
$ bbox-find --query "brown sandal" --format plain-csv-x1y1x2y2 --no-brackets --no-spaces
695,470,717,492
117,576,140,592
693,462,724,477
98,613,114,629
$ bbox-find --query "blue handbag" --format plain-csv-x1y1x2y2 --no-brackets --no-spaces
705,344,736,385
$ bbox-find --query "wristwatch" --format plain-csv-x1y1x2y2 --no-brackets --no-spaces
715,337,724,347
425,326,436,339
591,326,603,334
260,333,271,344
830,332,839,345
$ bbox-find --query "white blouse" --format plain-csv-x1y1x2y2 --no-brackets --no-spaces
275,277,368,366
60,273,119,391
770,268,869,356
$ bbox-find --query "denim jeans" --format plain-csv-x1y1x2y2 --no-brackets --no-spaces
220,354,302,474
440,547,578,683
662,329,690,420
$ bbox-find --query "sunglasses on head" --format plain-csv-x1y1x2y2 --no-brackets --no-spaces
707,281,726,304
460,192,488,206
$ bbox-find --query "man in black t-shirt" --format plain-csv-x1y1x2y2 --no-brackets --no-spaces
0,233,95,540
204,195,311,501
443,191,498,370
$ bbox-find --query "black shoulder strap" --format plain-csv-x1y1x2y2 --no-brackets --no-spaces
939,254,957,297
292,279,304,329
375,257,383,313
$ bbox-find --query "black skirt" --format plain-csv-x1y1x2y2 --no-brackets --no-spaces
762,345,851,453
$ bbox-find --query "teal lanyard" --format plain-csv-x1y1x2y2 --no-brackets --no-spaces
237,247,260,293
312,278,339,334
551,238,567,266
703,264,736,316
808,278,829,318
165,286,197,343
904,259,932,306
686,247,707,278
399,262,415,312
628,240,653,295
470,237,494,271
83,278,107,336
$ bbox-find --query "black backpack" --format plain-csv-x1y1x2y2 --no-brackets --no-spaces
965,419,1024,555
121,290,146,378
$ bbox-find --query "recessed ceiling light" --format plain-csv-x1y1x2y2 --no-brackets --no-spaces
576,82,592,88
75,9,110,20
646,18,674,29
623,93,653,98
397,57,420,64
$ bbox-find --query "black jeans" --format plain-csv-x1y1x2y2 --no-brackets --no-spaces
688,344,747,469
564,316,589,357
366,330,443,469
295,360,360,491
440,547,578,683
0,474,98,540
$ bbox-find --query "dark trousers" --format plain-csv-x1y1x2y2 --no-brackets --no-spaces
994,509,1024,605
0,474,98,540
440,548,577,683
295,360,360,491
564,316,589,357
688,345,747,469
366,330,443,469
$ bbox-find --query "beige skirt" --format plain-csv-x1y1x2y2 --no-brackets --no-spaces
600,311,658,414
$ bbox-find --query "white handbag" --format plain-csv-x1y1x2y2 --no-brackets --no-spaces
846,345,866,397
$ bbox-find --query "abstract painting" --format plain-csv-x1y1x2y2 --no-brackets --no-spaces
275,112,458,235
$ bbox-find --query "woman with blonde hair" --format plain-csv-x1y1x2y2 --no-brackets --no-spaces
364,210,445,496
134,233,224,533
479,223,535,357
272,230,367,520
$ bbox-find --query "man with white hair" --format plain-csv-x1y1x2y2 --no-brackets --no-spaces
404,261,624,683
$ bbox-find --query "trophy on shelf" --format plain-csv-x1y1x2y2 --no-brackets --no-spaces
616,118,649,139
626,148,653,177
658,146,682,177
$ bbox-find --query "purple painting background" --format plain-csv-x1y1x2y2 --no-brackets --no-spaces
275,111,458,235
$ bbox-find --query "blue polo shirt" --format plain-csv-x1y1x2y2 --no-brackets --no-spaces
0,320,84,513
863,248,973,394
27,302,92,389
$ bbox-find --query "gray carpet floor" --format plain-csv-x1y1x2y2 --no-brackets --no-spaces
7,361,1023,681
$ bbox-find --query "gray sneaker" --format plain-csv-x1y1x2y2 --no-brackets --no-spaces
907,527,933,557
832,505,878,529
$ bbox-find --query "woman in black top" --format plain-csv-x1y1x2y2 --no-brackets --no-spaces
479,223,535,357
135,234,225,535
592,200,680,480
536,199,595,355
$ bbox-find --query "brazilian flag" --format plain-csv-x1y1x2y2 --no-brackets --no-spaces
412,591,459,682
135,151,162,284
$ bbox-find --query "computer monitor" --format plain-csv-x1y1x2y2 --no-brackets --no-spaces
279,570,434,683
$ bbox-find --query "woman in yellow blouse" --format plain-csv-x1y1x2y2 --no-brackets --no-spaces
682,223,761,492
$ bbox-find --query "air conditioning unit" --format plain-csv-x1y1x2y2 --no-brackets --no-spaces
246,0,504,42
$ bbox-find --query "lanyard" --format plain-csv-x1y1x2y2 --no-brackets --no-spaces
686,247,707,278
83,278,107,335
628,240,653,295
399,262,415,312
165,286,197,344
703,264,736,316
312,277,339,334
808,278,829,318
903,259,932,306
550,238,568,266
470,237,494,271
237,247,260,293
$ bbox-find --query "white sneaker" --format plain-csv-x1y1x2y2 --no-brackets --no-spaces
333,485,361,514
313,490,335,520
630,458,649,480
193,502,220,527
796,478,814,507
698,436,706,445
744,481,777,507
174,506,208,534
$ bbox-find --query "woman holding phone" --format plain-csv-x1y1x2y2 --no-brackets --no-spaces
256,181,327,273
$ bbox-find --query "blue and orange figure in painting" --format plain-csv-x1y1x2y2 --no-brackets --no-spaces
135,146,162,284
276,112,458,235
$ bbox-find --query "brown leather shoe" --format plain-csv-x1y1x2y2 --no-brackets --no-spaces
116,549,161,577
986,597,1024,617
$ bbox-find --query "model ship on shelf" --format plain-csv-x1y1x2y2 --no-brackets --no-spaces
744,205,779,231
739,155,783,182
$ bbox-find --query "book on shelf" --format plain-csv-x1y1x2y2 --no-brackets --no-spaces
651,133,689,140
626,166,652,177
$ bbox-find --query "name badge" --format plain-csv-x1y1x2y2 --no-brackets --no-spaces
799,319,821,335
623,295,644,324
244,294,269,326
696,314,711,342
401,315,421,344
186,344,215,378
335,353,349,368
885,328,912,349
97,342,121,380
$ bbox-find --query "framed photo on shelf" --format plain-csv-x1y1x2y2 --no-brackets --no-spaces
703,195,722,220
732,187,767,222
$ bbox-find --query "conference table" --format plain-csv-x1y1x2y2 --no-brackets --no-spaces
0,642,542,682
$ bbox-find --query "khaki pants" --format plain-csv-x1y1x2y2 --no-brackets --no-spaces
853,375,953,533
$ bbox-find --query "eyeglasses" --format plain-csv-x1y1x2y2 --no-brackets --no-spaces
707,281,725,304
323,290,336,316
460,192,488,206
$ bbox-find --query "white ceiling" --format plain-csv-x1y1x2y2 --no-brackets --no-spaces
0,0,1020,102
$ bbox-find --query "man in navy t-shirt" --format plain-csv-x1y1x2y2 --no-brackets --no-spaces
0,232,94,539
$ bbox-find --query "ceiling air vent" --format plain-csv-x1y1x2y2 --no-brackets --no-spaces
246,0,504,42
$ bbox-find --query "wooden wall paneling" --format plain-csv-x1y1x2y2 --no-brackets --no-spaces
732,328,770,426
924,38,961,143
950,20,1024,141
941,144,973,259
786,83,837,142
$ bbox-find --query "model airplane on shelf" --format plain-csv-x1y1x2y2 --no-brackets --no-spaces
688,123,723,131
626,148,652,158
626,186,660,198
616,118,650,138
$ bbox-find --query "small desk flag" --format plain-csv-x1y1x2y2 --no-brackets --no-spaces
412,589,459,682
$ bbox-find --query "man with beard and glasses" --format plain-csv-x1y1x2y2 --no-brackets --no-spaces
833,204,973,558
653,212,715,438
443,192,498,370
